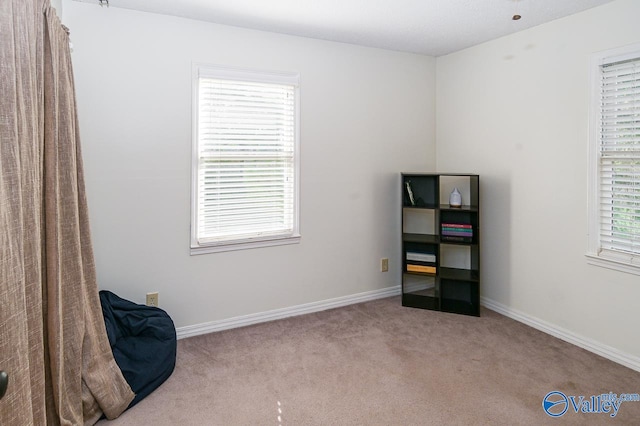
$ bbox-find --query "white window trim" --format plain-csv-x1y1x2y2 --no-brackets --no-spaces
190,63,301,255
587,43,640,275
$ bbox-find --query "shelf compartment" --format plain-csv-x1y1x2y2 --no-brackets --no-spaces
402,274,437,296
403,208,437,235
439,243,479,273
439,267,479,282
439,244,472,270
404,242,438,275
440,221,474,243
402,274,438,309
440,210,478,244
439,174,479,208
402,174,438,208
440,279,480,316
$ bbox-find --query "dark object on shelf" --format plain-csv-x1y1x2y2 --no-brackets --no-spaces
100,290,177,409
401,173,480,317
405,181,416,206
441,236,473,243
0,370,8,400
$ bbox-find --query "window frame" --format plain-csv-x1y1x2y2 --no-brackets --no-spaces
190,63,301,255
587,43,640,275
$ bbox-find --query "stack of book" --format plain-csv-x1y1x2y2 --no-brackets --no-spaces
406,252,436,274
441,223,473,242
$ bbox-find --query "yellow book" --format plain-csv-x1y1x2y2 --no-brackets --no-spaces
407,264,436,274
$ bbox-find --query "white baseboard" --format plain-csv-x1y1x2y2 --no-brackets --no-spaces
481,296,640,373
176,285,402,340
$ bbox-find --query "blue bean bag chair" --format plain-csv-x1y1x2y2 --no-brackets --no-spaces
99,290,176,408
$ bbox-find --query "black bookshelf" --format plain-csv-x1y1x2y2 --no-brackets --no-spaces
401,173,480,316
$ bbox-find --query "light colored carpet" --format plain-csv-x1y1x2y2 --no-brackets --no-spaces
98,296,640,425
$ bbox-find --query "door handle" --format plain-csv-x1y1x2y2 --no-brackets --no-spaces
0,371,8,400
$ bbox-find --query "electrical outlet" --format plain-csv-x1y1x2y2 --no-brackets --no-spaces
381,258,389,272
146,292,159,307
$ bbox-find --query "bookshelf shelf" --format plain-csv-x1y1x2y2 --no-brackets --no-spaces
402,233,439,244
439,204,478,212
401,173,480,317
439,267,479,282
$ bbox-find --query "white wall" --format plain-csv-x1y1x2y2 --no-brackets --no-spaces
436,0,640,360
62,1,436,328
50,0,62,15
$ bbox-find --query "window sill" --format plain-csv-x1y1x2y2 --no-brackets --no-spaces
191,234,301,255
585,253,640,276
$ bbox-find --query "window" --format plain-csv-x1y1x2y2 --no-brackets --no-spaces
191,64,300,254
587,44,640,274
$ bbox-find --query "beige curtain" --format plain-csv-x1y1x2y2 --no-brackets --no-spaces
0,1,135,424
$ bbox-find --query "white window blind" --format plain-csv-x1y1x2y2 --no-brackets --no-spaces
192,65,300,253
595,56,640,266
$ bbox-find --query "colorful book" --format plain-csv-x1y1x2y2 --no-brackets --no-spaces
442,228,473,235
441,223,473,238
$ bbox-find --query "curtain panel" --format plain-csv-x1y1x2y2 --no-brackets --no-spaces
0,1,135,424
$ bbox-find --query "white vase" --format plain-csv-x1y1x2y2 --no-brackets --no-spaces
449,187,462,207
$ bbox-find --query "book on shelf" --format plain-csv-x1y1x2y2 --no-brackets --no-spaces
406,252,436,263
441,223,472,229
441,223,473,238
407,264,436,274
405,181,416,206
441,230,473,237
441,235,473,243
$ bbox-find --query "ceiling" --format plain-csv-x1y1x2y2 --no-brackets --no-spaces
75,0,616,56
